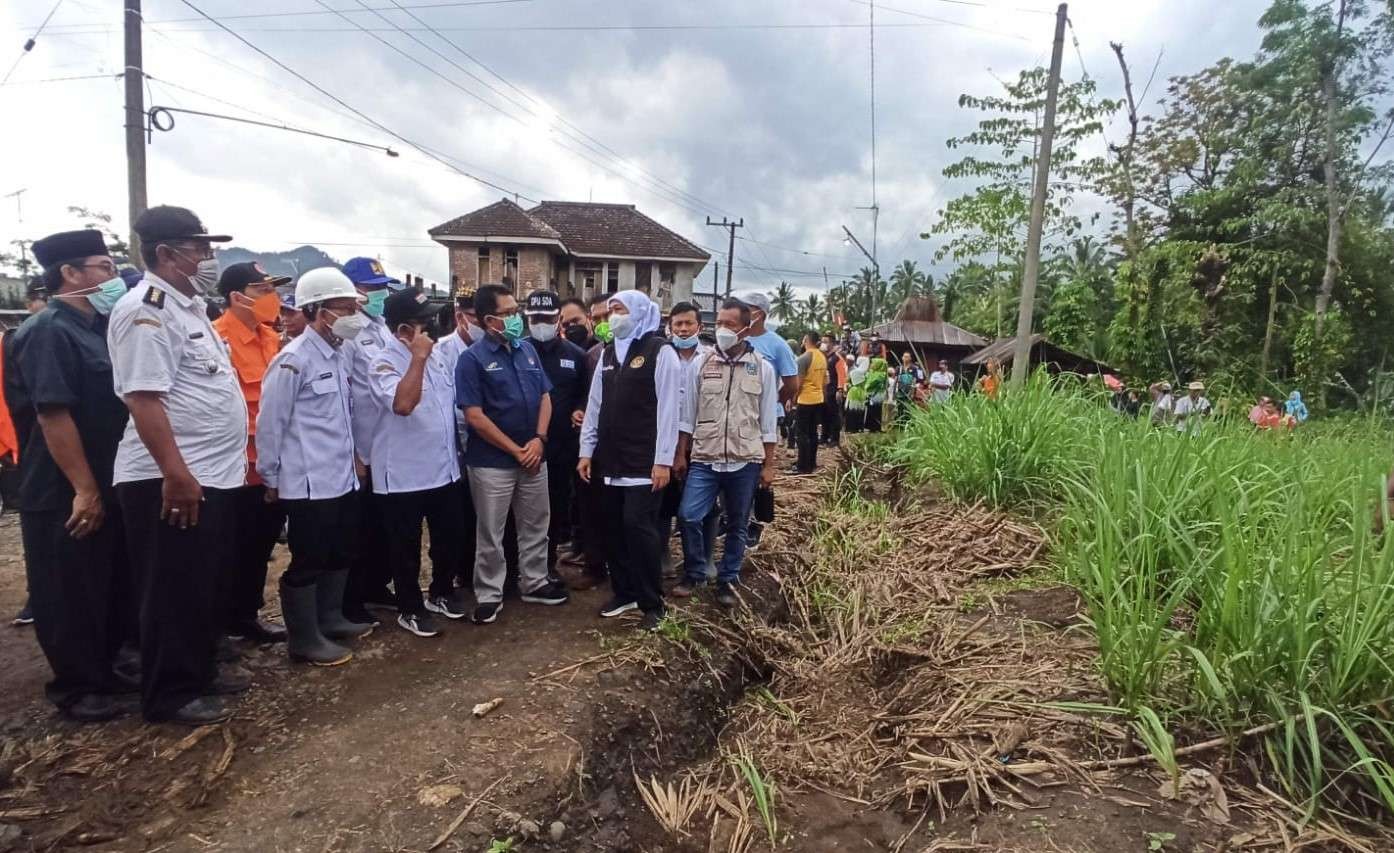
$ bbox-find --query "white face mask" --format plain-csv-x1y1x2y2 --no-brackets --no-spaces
463,321,484,343
609,313,636,340
171,248,220,295
716,327,741,352
528,319,558,343
327,309,369,340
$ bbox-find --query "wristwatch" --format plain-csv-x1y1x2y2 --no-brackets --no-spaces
534,433,547,444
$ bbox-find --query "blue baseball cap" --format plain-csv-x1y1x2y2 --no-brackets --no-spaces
342,256,403,290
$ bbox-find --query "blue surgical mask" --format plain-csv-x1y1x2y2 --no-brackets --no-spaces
362,289,388,319
58,277,127,315
671,333,699,350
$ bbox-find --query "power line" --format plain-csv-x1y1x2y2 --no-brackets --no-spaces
173,0,538,202
735,236,858,260
0,71,119,86
27,0,535,31
36,22,1001,36
147,104,400,156
847,0,1034,42
3,0,65,85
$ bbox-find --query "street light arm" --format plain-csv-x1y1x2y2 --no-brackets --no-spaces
841,225,876,267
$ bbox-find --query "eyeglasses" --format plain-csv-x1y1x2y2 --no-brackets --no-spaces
76,261,119,277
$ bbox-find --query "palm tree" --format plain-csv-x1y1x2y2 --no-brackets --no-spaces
889,260,930,307
803,293,824,329
770,281,797,323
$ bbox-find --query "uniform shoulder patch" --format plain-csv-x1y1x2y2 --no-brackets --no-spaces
133,318,162,328
142,288,166,309
278,363,300,374
374,364,396,373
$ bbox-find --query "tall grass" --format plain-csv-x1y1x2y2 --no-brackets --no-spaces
881,376,1394,819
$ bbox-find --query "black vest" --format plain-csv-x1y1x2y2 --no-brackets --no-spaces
594,332,666,479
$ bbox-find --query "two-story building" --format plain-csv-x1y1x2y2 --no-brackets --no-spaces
428,198,710,309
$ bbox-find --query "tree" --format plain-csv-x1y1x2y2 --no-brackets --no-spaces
770,281,797,323
803,293,824,329
925,68,1118,309
888,260,931,308
66,206,130,262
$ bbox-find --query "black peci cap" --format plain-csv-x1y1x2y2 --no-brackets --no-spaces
383,287,438,329
32,229,110,270
524,289,560,315
217,261,291,298
133,205,232,245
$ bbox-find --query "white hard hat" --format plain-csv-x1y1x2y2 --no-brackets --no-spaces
295,267,361,307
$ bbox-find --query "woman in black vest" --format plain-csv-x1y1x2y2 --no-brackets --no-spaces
577,291,681,631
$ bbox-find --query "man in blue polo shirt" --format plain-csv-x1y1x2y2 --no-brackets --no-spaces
455,284,569,625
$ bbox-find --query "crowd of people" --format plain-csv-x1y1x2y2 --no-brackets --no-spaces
1115,380,1310,432
3,206,824,727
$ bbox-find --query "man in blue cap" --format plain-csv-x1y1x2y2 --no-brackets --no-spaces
339,257,404,623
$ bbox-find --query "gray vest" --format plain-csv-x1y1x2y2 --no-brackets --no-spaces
690,348,766,465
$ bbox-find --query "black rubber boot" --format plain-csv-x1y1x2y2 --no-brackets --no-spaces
316,570,375,640
280,583,351,667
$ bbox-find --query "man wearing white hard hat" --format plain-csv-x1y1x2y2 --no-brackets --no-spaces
256,267,375,667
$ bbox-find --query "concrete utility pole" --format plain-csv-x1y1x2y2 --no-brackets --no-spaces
705,216,743,297
1010,2,1068,386
124,0,148,267
842,225,879,324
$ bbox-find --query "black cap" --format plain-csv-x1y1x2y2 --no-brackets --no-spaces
133,205,232,245
524,289,560,315
32,229,110,270
383,287,438,329
217,261,291,299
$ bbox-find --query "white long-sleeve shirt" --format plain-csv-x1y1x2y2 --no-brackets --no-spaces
579,343,681,486
255,329,358,500
366,337,461,494
341,314,391,466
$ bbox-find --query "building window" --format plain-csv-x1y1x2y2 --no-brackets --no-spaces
504,248,519,285
476,247,490,284
606,263,619,293
657,263,676,305
576,261,601,295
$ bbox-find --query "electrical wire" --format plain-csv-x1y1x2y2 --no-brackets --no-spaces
3,0,65,85
28,0,535,31
847,0,1034,42
0,71,118,86
174,0,539,202
36,22,997,36
147,105,400,156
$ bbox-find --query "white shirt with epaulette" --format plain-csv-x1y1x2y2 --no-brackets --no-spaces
341,314,392,467
108,273,249,489
255,329,357,500
365,336,461,495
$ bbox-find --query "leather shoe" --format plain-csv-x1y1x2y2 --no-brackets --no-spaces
216,636,241,663
228,618,287,644
208,665,252,695
166,696,231,727
61,693,135,723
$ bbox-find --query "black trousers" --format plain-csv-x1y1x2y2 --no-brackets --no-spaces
781,414,796,449
222,483,285,630
347,480,390,610
380,482,462,615
796,403,821,473
118,479,233,721
865,399,884,433
21,496,133,708
576,474,609,576
822,396,842,444
602,483,664,615
281,491,359,588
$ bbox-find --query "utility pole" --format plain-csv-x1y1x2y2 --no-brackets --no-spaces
124,0,148,268
842,225,879,326
1010,2,1067,386
705,216,743,297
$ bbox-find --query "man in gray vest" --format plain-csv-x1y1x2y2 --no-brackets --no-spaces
671,299,778,609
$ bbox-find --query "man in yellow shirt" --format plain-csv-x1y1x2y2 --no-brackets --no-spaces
790,331,827,475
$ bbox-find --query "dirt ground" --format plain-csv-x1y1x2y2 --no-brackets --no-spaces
0,452,1340,852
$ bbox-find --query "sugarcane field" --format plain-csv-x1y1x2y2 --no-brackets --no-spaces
4,0,1394,850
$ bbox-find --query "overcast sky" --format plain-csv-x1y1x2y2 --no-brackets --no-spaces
0,0,1269,295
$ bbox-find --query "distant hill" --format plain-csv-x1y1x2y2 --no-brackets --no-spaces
215,245,340,280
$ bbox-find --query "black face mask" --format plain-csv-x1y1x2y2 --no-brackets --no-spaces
563,324,589,347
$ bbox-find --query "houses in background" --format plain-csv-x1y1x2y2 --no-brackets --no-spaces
428,198,710,308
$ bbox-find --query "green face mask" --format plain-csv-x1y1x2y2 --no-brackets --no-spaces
362,289,388,319
594,320,613,344
501,314,524,343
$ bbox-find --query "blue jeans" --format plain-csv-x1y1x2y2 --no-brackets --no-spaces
679,462,761,585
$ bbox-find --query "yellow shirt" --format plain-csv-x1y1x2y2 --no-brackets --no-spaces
797,348,828,406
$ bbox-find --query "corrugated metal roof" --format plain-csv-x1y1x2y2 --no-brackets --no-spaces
960,334,1045,365
860,319,988,348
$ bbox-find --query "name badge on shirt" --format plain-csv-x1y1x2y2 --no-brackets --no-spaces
485,361,502,372
560,358,575,369
746,363,758,376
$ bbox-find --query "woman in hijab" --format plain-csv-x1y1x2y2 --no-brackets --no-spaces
1285,390,1308,424
577,290,682,632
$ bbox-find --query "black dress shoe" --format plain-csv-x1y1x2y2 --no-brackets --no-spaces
208,666,252,695
61,694,131,723
216,636,241,663
228,618,287,644
166,696,232,726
